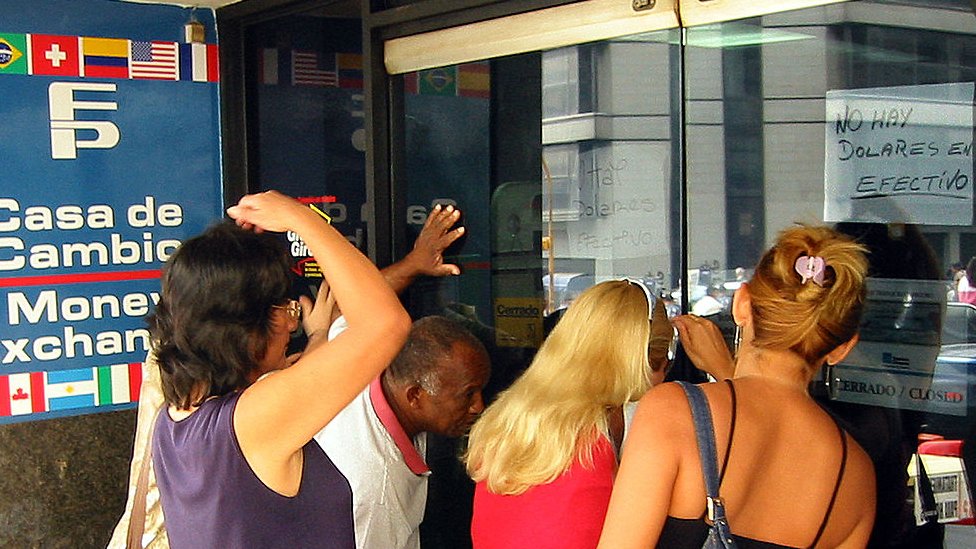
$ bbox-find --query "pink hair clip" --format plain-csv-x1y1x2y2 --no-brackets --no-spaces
794,255,826,286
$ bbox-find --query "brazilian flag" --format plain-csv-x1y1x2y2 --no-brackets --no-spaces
419,66,458,96
0,34,27,75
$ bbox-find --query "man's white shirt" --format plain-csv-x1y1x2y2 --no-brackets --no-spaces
315,317,431,549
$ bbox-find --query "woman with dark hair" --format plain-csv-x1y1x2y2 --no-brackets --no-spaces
599,225,876,548
150,191,410,548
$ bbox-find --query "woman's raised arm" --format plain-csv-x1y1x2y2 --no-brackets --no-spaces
228,191,411,458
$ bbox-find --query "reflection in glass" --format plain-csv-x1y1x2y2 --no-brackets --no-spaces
541,29,681,318
402,28,682,338
683,3,976,546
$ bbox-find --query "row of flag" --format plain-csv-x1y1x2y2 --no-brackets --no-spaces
405,63,490,98
0,363,142,417
0,32,218,83
260,48,363,89
258,47,490,98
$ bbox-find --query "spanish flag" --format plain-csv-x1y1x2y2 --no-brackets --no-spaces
457,62,490,98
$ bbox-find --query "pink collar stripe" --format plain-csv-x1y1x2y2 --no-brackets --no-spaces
369,377,430,475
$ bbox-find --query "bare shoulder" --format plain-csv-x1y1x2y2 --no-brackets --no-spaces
629,382,698,441
842,433,877,503
636,382,693,414
823,428,876,547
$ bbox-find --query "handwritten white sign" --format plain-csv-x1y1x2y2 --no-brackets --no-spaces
565,142,667,259
824,82,974,225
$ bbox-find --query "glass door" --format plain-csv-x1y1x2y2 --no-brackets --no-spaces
386,0,683,381
681,0,976,545
383,2,682,546
382,0,976,546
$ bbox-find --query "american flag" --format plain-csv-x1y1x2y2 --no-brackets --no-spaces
130,41,178,80
292,50,337,87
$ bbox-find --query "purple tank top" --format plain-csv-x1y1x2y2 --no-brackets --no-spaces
152,391,355,549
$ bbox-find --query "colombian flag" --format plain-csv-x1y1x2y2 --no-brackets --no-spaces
337,53,363,89
83,37,129,79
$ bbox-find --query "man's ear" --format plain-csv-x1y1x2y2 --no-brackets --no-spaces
731,283,753,327
405,383,424,408
825,333,860,366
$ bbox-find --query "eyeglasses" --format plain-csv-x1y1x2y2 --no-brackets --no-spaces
272,300,301,320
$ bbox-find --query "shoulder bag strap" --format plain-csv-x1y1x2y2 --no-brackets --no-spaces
127,406,162,549
677,381,736,546
678,382,722,514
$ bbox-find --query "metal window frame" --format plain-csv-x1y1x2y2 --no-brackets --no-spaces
364,0,579,266
218,0,857,267
384,0,680,74
370,0,854,309
677,0,849,27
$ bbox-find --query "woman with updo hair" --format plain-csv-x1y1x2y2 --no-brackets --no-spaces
598,225,876,548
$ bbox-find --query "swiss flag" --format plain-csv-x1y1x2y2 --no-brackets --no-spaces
30,34,81,76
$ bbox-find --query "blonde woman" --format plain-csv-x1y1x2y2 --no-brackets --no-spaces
598,225,876,548
465,279,673,549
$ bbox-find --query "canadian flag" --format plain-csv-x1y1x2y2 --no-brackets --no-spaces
0,372,47,416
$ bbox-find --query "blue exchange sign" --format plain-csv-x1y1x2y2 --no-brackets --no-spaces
0,27,222,423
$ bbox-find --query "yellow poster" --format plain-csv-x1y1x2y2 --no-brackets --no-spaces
493,297,544,348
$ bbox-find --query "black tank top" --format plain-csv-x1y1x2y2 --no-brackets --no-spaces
656,381,849,549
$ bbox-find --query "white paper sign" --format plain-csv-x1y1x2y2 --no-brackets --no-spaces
824,83,974,225
830,278,966,416
565,142,668,259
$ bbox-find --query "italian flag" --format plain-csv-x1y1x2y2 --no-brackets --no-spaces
96,363,143,406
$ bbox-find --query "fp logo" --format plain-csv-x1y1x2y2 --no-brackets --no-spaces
48,82,120,160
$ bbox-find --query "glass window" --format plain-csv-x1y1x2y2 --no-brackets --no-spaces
242,5,365,351
542,48,581,118
384,1,976,546
684,1,976,544
396,26,682,549
400,28,681,353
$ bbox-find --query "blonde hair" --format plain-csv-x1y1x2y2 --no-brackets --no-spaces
748,225,868,364
465,280,652,495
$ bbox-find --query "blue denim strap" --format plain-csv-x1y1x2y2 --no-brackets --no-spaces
677,381,736,548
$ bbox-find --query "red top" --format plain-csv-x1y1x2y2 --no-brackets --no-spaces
957,276,976,305
471,436,616,549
